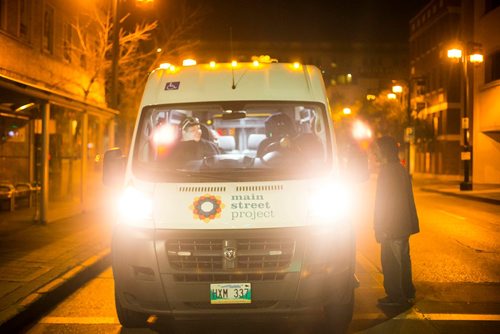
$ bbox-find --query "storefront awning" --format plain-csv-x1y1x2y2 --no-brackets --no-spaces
0,74,119,117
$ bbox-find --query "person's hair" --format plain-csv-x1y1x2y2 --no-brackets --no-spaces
376,136,399,162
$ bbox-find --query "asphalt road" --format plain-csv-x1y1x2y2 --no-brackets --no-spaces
22,181,500,333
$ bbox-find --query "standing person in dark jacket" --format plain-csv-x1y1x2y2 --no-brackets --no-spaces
374,136,420,307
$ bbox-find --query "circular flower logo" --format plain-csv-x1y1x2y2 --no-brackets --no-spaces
190,194,224,223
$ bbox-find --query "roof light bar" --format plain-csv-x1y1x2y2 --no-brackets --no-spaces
182,59,197,66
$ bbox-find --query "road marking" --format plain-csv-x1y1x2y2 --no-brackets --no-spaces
40,316,119,324
354,311,500,322
437,209,466,220
421,313,500,321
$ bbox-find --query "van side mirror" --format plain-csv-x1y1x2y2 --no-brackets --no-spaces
103,148,126,187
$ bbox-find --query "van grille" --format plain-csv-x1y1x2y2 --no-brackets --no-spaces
173,273,287,282
166,238,295,282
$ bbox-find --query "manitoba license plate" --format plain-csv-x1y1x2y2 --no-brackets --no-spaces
210,283,251,304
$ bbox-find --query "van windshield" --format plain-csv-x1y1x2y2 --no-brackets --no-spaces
132,102,333,182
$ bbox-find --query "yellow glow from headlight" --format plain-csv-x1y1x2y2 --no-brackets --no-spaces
117,186,153,225
209,61,216,68
159,63,171,69
293,62,301,69
153,124,177,145
352,120,372,140
253,60,260,66
231,60,238,67
308,180,353,222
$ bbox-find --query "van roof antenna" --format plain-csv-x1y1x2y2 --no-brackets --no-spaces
230,27,236,90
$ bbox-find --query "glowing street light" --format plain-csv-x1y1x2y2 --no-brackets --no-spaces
469,53,484,64
447,43,484,191
387,93,397,100
392,85,403,93
447,48,462,60
343,107,352,115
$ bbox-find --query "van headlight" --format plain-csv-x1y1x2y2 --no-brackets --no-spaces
116,186,154,228
308,181,353,223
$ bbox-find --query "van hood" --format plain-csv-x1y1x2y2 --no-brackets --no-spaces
152,181,311,229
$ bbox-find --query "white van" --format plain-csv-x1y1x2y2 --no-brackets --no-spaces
103,60,358,332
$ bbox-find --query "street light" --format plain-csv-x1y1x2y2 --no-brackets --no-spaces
391,81,414,175
447,43,483,191
343,107,352,115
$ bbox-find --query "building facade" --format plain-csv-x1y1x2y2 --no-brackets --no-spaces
409,0,463,177
410,0,500,184
472,0,500,184
0,0,117,221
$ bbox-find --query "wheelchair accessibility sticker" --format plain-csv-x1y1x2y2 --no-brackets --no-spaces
165,81,180,90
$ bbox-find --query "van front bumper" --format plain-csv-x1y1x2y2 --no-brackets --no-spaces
112,225,355,319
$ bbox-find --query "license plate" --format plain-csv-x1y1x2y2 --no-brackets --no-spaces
210,283,251,304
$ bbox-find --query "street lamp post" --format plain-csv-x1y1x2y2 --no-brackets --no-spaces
391,82,414,175
447,44,483,191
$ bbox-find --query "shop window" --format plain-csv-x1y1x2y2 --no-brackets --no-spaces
19,0,29,40
0,0,31,40
485,0,500,13
485,50,500,83
0,0,5,31
63,21,72,63
43,4,54,54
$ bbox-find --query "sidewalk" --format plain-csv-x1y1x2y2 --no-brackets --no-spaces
413,175,500,205
0,199,113,330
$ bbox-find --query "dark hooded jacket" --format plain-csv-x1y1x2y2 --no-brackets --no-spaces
374,137,419,242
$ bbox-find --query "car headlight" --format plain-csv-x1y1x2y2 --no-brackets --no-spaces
116,186,154,228
308,180,353,223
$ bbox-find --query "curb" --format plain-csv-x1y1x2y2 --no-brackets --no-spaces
420,188,500,205
0,248,111,332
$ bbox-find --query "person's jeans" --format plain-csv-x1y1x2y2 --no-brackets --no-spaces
381,238,415,302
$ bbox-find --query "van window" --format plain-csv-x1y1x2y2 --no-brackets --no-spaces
132,102,332,182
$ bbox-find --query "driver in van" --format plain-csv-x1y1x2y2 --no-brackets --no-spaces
256,112,297,158
169,117,219,163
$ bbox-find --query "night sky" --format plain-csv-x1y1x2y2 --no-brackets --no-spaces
187,0,429,44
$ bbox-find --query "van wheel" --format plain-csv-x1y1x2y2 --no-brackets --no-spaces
323,289,354,334
115,289,149,328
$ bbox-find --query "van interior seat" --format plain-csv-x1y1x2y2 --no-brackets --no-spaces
247,134,266,151
217,136,236,152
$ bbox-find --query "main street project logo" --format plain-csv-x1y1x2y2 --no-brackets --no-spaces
190,194,225,223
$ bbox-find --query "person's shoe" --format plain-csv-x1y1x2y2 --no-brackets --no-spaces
377,296,407,307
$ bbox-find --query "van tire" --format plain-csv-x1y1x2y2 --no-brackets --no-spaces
323,289,354,334
115,289,149,328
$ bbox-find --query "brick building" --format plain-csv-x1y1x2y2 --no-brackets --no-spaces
0,0,117,221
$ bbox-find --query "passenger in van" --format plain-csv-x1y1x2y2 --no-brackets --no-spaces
169,117,219,164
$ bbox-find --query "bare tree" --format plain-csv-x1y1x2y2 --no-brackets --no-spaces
71,3,157,100
117,2,204,149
